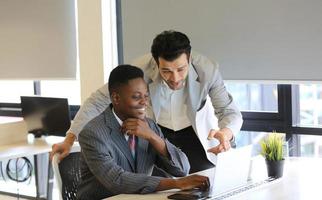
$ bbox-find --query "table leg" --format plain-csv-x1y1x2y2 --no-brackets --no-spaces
34,153,49,199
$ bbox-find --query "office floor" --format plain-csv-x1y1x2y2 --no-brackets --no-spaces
0,195,28,200
0,177,59,200
0,189,59,200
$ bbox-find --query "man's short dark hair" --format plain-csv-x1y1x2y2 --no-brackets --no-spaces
108,65,144,95
151,30,191,64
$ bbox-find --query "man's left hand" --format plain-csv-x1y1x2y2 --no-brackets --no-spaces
207,128,233,155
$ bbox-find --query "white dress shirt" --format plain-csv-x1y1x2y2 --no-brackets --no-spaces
157,80,192,131
112,108,129,141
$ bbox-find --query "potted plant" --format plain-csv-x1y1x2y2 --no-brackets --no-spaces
260,132,285,178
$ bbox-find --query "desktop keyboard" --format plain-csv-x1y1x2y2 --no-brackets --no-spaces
212,177,279,200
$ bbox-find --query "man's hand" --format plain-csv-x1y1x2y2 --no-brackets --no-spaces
207,128,233,155
176,175,210,191
50,133,76,161
121,118,154,140
157,174,210,192
122,118,169,157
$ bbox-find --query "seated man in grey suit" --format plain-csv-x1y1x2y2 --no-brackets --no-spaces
77,65,209,199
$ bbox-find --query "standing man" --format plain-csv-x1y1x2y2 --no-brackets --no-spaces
52,30,243,173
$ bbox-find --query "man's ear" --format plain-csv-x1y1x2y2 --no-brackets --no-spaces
111,92,120,104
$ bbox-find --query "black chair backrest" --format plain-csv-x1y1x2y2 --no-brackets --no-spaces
58,152,81,200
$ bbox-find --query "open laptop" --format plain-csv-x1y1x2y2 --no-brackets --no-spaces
168,145,253,200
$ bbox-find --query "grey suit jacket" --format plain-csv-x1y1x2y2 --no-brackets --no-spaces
77,105,190,199
68,51,242,141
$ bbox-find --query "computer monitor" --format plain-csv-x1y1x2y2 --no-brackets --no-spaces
20,96,71,138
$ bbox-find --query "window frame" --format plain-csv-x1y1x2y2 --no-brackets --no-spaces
0,81,79,119
1,81,322,156
241,84,322,135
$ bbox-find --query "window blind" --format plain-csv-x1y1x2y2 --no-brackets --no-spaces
119,0,322,82
0,0,77,80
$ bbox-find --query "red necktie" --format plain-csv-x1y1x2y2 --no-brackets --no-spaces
128,135,136,159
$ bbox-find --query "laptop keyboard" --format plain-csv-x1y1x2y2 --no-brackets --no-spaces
212,177,278,200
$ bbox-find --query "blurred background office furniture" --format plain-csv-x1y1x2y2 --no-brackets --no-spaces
0,97,74,199
0,132,65,199
20,96,71,138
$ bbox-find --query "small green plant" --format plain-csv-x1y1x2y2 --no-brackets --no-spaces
260,132,284,161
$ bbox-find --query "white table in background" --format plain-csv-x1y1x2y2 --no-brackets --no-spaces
0,134,79,200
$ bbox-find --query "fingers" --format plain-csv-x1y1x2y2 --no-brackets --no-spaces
207,146,222,155
188,175,210,191
201,177,210,191
121,118,149,135
197,176,210,191
123,118,146,126
50,144,61,160
207,142,231,155
122,119,140,133
207,129,231,155
123,118,142,123
49,144,58,160
50,142,71,161
222,140,231,150
59,151,70,161
121,125,137,135
207,129,217,140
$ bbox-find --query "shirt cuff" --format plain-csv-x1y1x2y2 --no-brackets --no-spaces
230,135,236,148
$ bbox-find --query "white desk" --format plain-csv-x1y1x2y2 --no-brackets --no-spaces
107,157,322,200
0,134,65,199
0,135,64,160
0,134,79,200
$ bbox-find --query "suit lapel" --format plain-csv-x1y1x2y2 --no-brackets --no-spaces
148,77,162,121
104,107,136,171
135,135,149,172
187,63,201,117
110,130,136,171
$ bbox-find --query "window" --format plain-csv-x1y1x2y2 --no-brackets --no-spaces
236,130,288,159
229,83,322,157
0,80,81,121
40,80,81,105
226,83,278,112
299,84,322,127
0,81,34,103
1,0,119,119
0,1,118,199
299,135,322,157
0,0,81,120
101,0,118,81
236,131,269,156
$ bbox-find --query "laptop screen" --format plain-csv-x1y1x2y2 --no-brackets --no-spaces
210,145,252,196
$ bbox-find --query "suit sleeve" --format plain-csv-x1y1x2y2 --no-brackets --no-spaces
67,84,110,139
208,66,243,135
191,51,243,136
79,129,162,195
149,120,190,177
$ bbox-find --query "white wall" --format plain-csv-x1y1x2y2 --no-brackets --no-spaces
77,0,105,104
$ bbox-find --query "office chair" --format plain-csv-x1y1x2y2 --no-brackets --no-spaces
52,148,81,200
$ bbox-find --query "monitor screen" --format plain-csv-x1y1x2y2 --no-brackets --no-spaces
20,96,71,137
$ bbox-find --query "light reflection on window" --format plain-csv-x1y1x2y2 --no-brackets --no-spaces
225,83,278,112
0,81,34,103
